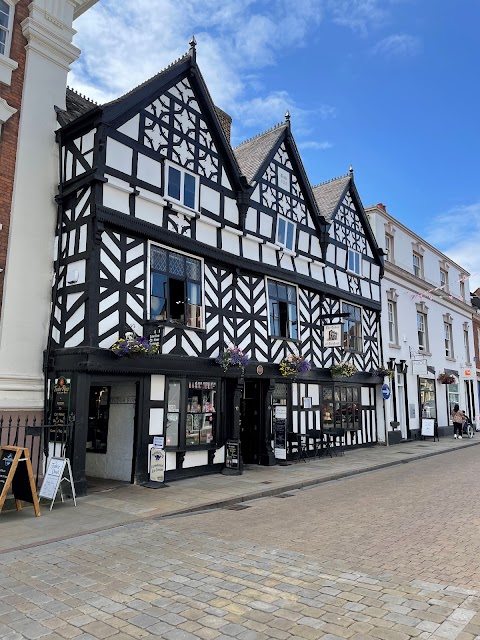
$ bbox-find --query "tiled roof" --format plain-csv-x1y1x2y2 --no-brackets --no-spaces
57,88,98,126
233,124,287,183
312,175,351,221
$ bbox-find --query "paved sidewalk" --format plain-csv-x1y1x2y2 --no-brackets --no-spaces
1,437,479,554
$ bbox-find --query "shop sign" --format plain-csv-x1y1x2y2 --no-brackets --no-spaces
381,384,391,400
150,447,165,483
153,436,164,448
51,376,71,425
225,440,240,469
273,405,287,460
462,367,473,379
412,359,428,376
256,365,264,376
323,324,342,347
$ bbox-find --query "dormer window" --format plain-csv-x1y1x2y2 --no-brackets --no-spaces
165,161,198,211
276,215,295,251
0,1,12,56
347,249,361,276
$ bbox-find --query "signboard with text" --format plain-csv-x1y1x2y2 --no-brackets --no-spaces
412,359,428,376
324,324,343,348
273,405,287,460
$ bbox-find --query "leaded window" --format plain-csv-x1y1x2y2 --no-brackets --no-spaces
150,245,202,328
342,303,362,352
268,279,298,339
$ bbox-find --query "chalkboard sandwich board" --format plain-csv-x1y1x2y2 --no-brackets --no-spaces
0,446,41,516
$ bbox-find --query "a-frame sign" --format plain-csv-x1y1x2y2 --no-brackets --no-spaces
0,446,41,516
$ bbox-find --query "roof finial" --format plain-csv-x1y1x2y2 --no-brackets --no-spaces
285,110,290,122
189,35,197,54
349,164,354,176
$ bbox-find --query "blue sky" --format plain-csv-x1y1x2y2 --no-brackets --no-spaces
71,0,480,287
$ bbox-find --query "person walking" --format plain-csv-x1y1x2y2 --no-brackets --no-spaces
451,404,464,439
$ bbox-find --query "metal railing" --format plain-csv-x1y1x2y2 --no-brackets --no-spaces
0,416,73,487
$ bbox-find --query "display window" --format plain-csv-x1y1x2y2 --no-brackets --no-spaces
419,378,437,419
165,378,218,449
322,385,360,430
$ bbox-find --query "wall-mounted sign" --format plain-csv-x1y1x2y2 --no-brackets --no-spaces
462,368,473,379
324,324,342,347
381,384,391,400
51,376,71,425
153,436,164,448
256,365,264,376
412,359,428,376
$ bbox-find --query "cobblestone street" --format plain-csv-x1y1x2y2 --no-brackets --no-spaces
2,446,480,640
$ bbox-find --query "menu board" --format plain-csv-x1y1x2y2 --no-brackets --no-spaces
273,405,287,460
39,458,67,500
225,440,240,469
51,376,71,426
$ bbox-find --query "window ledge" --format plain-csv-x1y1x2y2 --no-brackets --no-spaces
153,321,205,334
269,336,300,344
264,241,295,255
388,343,402,350
0,55,18,86
445,356,456,362
165,199,198,219
419,351,432,357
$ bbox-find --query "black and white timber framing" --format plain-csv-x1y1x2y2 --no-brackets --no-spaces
49,42,385,494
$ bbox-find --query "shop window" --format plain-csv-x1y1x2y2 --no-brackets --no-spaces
165,379,217,449
267,279,298,339
333,386,360,431
186,381,216,446
150,245,202,328
86,386,111,453
276,215,295,251
419,378,436,419
447,383,460,425
322,387,334,428
165,162,198,210
342,302,362,352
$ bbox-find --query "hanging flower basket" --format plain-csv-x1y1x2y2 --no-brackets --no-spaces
279,354,312,378
371,366,394,379
110,334,159,357
438,372,456,385
215,345,250,372
330,360,357,378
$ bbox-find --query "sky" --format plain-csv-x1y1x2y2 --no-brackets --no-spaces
71,0,480,288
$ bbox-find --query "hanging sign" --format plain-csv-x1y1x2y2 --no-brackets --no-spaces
0,446,41,516
149,447,165,483
324,324,342,347
39,457,77,510
412,359,428,376
381,384,391,400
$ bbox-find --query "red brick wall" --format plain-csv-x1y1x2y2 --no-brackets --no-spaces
0,0,29,316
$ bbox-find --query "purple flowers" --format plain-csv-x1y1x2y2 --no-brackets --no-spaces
110,335,159,357
279,354,312,377
216,346,250,371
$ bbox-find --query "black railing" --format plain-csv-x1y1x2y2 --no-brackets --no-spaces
0,415,74,487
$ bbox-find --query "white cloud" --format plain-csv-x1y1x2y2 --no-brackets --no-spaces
298,140,333,150
327,0,387,34
425,202,480,289
372,33,421,58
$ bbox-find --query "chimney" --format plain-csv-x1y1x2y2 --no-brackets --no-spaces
214,105,232,142
376,203,387,212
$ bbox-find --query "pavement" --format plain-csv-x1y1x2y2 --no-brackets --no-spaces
1,437,479,554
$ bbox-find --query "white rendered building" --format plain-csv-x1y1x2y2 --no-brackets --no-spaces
0,0,98,420
367,203,477,442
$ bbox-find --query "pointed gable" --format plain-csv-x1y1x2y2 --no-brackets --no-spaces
233,124,286,183
312,175,350,222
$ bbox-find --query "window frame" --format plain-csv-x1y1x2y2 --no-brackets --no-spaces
464,328,471,364
440,268,449,292
460,280,466,301
148,242,204,330
267,277,299,340
412,252,423,278
387,300,398,344
385,233,394,263
347,248,361,276
276,215,296,252
164,160,199,212
342,302,363,353
417,311,428,351
0,0,14,58
444,321,453,358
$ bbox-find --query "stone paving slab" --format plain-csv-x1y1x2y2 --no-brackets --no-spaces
0,438,478,555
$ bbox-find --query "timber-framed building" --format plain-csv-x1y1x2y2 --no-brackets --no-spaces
50,42,385,494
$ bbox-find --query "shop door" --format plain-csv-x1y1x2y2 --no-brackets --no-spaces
240,379,267,464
